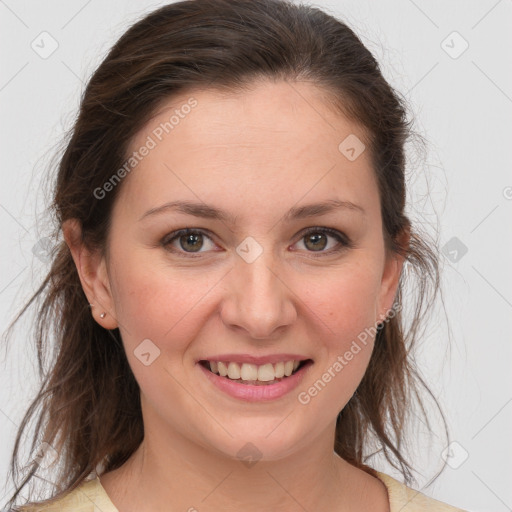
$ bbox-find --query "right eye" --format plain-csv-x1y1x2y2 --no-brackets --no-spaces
161,228,219,257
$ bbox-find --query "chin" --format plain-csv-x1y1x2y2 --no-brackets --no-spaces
202,422,306,464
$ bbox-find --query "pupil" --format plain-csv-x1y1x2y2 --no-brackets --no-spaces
305,233,326,251
180,233,202,252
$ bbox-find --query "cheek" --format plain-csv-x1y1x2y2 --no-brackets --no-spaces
109,252,220,357
294,260,382,397
293,272,381,424
110,261,217,421
298,260,382,342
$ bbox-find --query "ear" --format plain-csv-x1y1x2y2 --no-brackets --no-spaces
376,225,410,324
62,218,118,330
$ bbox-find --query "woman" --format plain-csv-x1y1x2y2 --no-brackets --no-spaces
4,0,467,510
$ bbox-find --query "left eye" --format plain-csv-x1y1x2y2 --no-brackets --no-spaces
161,227,350,257
295,227,349,253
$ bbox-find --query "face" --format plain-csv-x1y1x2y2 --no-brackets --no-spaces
67,80,403,462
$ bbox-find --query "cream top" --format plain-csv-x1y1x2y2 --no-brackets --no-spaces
18,471,467,511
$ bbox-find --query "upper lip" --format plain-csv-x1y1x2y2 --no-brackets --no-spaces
196,354,312,365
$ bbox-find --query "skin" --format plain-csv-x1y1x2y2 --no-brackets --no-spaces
63,79,407,511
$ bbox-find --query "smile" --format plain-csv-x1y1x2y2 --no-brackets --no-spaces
200,359,307,384
197,358,314,401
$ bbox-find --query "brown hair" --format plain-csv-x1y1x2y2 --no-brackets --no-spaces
3,0,449,508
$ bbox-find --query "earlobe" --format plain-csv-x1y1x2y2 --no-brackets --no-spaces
62,219,118,329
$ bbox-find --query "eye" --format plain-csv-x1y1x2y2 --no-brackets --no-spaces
292,227,352,256
161,228,218,256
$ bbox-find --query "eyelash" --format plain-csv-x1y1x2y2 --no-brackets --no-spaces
161,227,352,258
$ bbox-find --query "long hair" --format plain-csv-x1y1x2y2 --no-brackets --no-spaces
2,0,447,508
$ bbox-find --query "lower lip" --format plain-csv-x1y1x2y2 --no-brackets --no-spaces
197,361,313,402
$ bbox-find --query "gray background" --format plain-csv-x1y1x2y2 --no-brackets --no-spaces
1,1,511,511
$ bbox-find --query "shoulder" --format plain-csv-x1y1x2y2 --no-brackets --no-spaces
375,471,468,512
15,477,118,512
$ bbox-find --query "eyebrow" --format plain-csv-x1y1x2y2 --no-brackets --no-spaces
138,198,365,224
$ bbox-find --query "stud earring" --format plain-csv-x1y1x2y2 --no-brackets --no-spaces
90,303,106,319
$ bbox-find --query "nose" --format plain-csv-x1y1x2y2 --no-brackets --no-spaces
219,250,297,340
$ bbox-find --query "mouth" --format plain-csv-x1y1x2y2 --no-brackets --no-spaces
198,358,313,386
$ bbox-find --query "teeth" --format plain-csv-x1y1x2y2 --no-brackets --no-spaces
207,360,304,382
240,363,258,380
257,363,275,381
227,362,241,379
284,361,294,377
217,361,228,377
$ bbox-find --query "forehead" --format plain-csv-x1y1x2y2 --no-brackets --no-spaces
141,80,366,150
115,80,378,223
